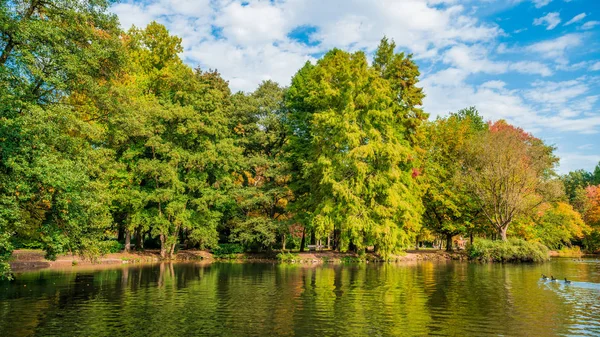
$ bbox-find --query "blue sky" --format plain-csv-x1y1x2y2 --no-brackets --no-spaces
111,0,600,174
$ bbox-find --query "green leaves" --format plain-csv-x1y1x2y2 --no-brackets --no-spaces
286,39,426,256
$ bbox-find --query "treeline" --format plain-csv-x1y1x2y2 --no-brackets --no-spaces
1,1,598,277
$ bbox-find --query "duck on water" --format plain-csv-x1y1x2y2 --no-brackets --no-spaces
541,274,571,284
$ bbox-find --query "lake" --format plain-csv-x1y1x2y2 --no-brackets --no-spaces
1,259,599,336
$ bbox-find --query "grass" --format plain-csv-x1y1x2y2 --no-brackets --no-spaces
467,238,549,262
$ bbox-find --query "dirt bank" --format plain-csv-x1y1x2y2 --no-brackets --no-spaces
9,248,465,273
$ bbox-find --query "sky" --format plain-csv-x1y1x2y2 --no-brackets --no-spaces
111,0,600,174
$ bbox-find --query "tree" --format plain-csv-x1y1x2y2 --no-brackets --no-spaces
285,38,427,256
512,202,589,249
0,0,123,278
421,107,486,251
227,81,293,250
462,120,561,240
562,170,593,203
84,23,242,259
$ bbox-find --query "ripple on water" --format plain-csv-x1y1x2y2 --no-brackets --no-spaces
1,260,600,336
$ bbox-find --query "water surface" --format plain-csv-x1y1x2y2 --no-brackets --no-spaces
1,259,600,336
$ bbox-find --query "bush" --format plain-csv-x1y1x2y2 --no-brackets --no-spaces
467,238,549,262
276,252,299,262
556,246,582,257
98,240,124,254
212,243,245,259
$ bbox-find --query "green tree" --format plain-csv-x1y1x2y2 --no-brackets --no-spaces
562,170,593,203
421,107,486,250
0,0,123,278
285,38,427,256
83,23,242,259
227,81,293,250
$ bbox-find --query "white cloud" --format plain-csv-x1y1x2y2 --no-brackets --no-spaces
109,0,600,141
111,0,503,92
526,79,589,105
533,12,561,30
564,12,586,26
578,144,594,150
509,61,552,76
557,152,600,173
442,44,552,76
581,21,600,30
215,2,288,45
532,0,552,8
525,33,583,63
590,62,600,71
422,70,600,135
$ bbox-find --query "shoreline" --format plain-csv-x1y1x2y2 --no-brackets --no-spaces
9,249,466,273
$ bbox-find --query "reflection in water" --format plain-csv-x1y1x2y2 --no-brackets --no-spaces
1,259,599,336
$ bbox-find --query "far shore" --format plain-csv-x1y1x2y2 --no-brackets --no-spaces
8,248,467,273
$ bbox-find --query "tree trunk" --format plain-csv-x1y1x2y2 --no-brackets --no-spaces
117,223,125,242
124,230,131,253
160,234,167,259
169,226,179,259
469,232,473,245
169,243,176,260
299,228,306,252
446,234,453,252
415,235,420,250
135,227,143,250
499,226,508,241
282,234,286,251
333,229,340,251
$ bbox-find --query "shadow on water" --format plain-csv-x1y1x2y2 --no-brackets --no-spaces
0,259,599,337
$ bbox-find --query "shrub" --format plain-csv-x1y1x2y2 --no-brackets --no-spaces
467,238,549,262
98,240,124,254
276,252,299,262
212,243,245,259
556,246,582,257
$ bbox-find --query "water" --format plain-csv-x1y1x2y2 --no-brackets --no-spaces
1,259,600,336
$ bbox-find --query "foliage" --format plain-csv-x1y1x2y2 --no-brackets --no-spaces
421,107,487,248
98,240,124,254
0,0,123,279
285,38,427,257
462,120,561,240
556,246,582,257
1,1,595,274
581,185,600,252
276,252,299,262
511,202,589,249
227,81,292,250
467,239,549,262
212,243,246,257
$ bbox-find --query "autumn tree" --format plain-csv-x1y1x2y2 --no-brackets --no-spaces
462,120,561,241
512,202,589,249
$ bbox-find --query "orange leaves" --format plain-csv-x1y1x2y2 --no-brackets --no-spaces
585,185,600,226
